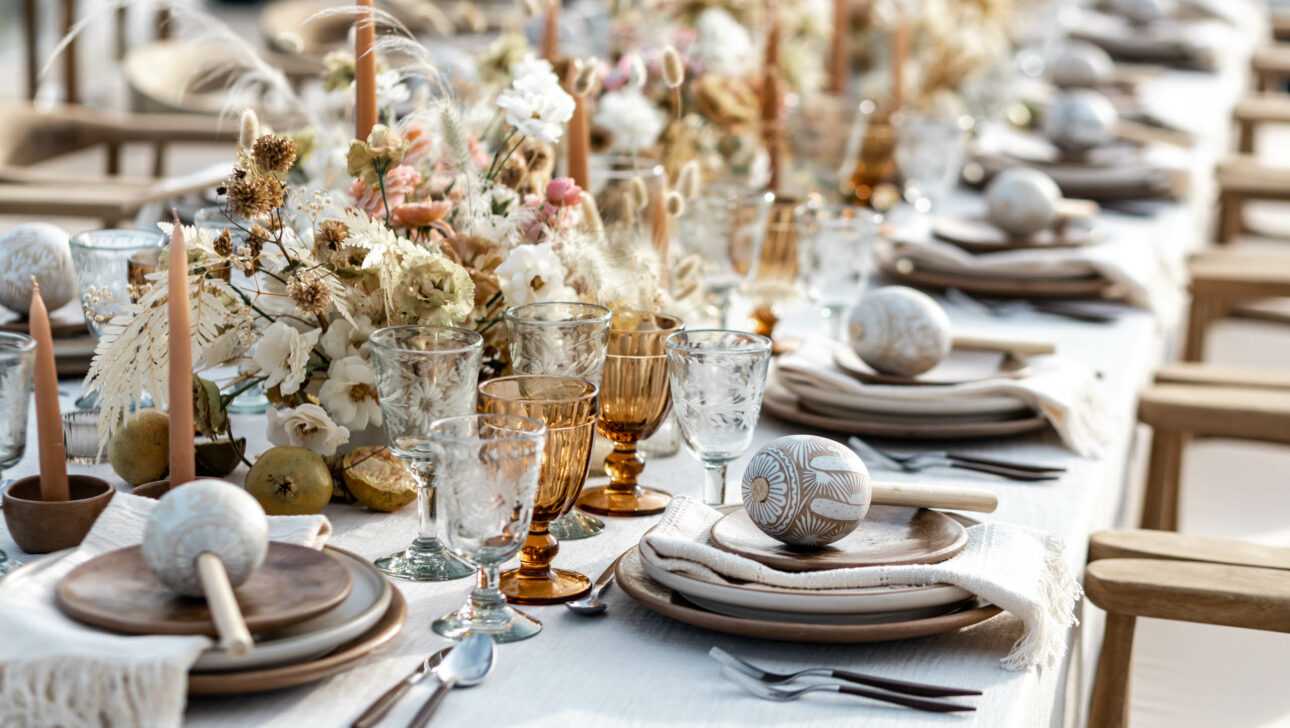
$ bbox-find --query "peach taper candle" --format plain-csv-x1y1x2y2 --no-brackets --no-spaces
540,0,560,61
890,9,909,112
761,19,783,192
168,214,196,487
355,0,378,141
29,279,68,502
830,0,848,97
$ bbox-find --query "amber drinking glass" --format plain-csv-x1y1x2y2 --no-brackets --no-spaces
505,302,611,541
577,311,684,517
479,375,598,604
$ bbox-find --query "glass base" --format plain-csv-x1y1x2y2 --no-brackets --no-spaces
548,509,605,540
433,598,542,643
499,567,591,605
577,485,671,517
74,390,98,410
226,383,270,414
375,537,475,581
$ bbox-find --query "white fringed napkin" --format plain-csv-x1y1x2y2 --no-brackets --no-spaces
0,492,331,728
777,337,1113,456
642,496,1081,671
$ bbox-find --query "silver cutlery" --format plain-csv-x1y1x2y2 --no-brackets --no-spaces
849,437,1061,482
946,288,1118,324
351,647,452,728
852,437,1065,474
719,667,975,713
709,647,980,697
565,558,619,615
407,633,494,728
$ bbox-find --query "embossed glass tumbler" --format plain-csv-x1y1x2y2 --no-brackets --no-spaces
505,301,610,541
368,325,482,582
795,205,881,339
0,332,35,575
430,413,546,643
665,331,772,506
577,311,684,517
479,375,598,604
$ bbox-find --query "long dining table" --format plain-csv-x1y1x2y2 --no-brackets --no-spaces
0,9,1269,727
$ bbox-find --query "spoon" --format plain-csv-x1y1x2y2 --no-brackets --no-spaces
350,647,451,728
407,633,494,728
565,558,619,615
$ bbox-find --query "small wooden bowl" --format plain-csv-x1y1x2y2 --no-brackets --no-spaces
3,475,115,553
132,479,172,499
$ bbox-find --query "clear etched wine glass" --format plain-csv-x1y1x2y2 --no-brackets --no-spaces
368,325,482,582
664,330,772,505
894,110,969,213
795,204,881,339
676,185,774,328
0,332,35,574
429,413,547,643
504,302,610,541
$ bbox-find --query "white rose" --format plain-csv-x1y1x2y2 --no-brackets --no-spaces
320,314,376,361
494,242,576,307
594,89,665,153
266,403,350,456
497,54,575,144
252,321,321,395
318,355,383,431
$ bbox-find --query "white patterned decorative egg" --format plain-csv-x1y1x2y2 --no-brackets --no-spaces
142,479,270,596
847,286,953,377
0,223,76,314
985,167,1062,236
741,435,871,546
1042,89,1119,153
1050,43,1115,89
1113,0,1174,24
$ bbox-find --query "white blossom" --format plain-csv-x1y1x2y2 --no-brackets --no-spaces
696,8,755,76
320,314,376,360
266,404,350,456
374,69,411,107
251,321,320,395
496,54,575,144
594,89,665,153
318,355,382,431
494,242,576,307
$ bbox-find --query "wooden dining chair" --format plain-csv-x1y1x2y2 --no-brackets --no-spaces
1136,362,1290,531
1084,528,1290,728
1182,248,1290,361
1232,93,1290,154
1213,156,1290,244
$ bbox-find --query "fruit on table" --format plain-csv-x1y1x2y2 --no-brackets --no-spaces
343,447,416,512
244,446,332,515
108,409,170,485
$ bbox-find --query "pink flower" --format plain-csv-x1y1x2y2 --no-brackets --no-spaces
393,200,453,228
348,165,422,217
402,123,434,167
545,177,583,207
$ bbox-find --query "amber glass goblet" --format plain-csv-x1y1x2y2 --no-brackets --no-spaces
479,375,598,604
577,311,684,517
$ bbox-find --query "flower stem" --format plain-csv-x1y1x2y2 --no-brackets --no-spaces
375,163,393,226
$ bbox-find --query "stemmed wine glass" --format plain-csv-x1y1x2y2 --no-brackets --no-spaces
894,110,970,213
368,325,482,582
478,375,598,604
504,302,610,540
665,331,772,505
429,413,547,643
0,332,35,574
577,311,683,518
676,185,774,327
795,204,881,339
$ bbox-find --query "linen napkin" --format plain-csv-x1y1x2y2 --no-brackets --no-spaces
642,496,1081,670
0,492,332,728
877,232,1185,318
777,337,1113,456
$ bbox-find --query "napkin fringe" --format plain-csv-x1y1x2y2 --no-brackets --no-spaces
1003,533,1083,671
0,655,186,728
1056,374,1114,458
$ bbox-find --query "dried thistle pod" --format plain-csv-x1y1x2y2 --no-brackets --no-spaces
661,46,685,89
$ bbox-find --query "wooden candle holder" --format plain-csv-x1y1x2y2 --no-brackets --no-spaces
3,475,114,553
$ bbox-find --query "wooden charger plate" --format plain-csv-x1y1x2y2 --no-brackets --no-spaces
931,216,1102,253
615,547,1002,644
57,543,353,636
709,507,968,572
881,258,1111,299
188,587,407,695
762,383,1048,440
832,346,1031,387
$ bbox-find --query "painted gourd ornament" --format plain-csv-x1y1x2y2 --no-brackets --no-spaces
985,167,1062,237
1043,89,1119,154
0,223,76,315
141,479,269,596
847,286,952,377
1049,43,1114,89
741,435,871,546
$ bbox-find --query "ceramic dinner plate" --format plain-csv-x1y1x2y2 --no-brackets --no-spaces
619,547,1002,643
881,257,1111,299
5,546,393,673
931,216,1102,253
775,370,1031,417
832,346,1032,387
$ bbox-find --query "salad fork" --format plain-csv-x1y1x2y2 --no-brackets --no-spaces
709,647,980,697
719,667,975,713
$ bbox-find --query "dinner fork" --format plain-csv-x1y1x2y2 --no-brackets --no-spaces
849,437,1061,482
946,288,1118,324
709,647,980,697
719,667,975,713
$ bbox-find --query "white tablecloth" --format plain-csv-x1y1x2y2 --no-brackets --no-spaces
0,11,1265,726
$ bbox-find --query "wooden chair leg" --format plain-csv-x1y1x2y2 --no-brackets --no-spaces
1088,612,1136,728
1141,429,1184,531
151,142,167,178
1183,294,1219,362
105,142,122,176
1237,120,1254,155
1217,192,1243,244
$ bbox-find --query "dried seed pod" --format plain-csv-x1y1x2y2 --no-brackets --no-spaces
238,109,260,150
275,31,305,55
573,58,599,97
661,46,685,89
627,52,647,89
664,190,685,217
580,195,605,236
629,176,650,210
677,160,702,199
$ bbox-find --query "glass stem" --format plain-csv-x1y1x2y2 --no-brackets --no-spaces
471,563,505,615
413,464,439,545
825,304,846,340
703,464,728,506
